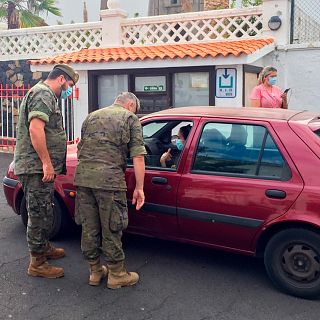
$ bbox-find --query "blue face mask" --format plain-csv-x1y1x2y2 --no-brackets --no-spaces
268,77,277,86
61,85,72,99
176,139,184,151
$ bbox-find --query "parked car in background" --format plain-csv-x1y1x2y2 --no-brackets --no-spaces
3,107,320,299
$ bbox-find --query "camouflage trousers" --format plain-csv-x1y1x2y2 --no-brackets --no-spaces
18,174,54,253
75,187,128,263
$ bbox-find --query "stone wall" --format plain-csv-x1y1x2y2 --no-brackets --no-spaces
0,60,46,88
148,0,205,15
204,0,229,10
148,0,229,15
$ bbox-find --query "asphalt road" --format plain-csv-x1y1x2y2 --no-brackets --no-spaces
0,152,319,320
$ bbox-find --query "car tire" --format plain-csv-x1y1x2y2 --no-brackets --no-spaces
264,228,320,299
20,196,65,240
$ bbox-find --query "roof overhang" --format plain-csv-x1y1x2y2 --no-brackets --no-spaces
30,38,275,72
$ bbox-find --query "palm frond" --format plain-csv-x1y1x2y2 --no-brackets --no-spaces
34,0,61,17
19,9,47,27
0,6,7,19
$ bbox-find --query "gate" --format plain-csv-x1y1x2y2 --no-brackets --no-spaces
290,0,320,44
0,84,79,152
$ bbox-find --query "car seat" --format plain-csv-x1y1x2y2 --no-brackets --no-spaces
226,125,248,155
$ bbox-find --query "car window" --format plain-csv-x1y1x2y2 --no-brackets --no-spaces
192,122,291,180
141,120,193,170
143,122,168,138
258,134,291,179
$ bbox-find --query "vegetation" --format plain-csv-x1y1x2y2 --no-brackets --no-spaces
230,0,263,8
0,0,61,29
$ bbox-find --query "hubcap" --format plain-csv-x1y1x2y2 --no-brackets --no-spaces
282,244,320,282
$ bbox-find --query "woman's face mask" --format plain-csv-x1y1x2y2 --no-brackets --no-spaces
176,139,184,151
268,76,277,86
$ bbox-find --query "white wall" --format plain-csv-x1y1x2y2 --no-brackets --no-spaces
74,70,89,138
263,47,320,112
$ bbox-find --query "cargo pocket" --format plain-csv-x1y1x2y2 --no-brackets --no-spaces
109,192,128,232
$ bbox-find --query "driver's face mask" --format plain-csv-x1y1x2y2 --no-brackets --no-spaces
176,139,184,151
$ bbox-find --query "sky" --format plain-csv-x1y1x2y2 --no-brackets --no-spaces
46,0,149,25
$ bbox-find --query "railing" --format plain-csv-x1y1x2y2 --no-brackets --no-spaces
0,22,103,61
0,84,78,152
0,7,264,60
121,7,263,46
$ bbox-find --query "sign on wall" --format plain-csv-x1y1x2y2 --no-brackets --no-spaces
216,68,237,98
135,76,166,92
144,85,164,92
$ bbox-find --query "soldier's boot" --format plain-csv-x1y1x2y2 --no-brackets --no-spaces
88,258,108,286
43,243,65,259
107,261,139,289
27,252,64,279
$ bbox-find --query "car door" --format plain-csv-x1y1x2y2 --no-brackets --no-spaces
177,118,304,253
126,116,199,239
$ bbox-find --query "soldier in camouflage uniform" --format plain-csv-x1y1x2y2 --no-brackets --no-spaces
14,64,79,279
74,92,146,289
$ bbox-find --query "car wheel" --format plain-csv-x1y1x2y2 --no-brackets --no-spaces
20,196,64,240
264,228,320,298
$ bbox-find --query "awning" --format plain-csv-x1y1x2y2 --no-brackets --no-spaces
30,38,275,71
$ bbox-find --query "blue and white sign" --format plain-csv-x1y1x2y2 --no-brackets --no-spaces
216,68,237,98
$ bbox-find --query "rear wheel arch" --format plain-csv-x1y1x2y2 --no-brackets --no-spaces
264,228,320,298
255,221,320,258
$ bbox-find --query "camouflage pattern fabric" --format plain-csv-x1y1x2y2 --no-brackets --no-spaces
75,187,128,262
18,174,54,253
74,104,146,190
14,81,67,176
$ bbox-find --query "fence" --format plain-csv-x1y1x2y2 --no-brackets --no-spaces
0,22,103,61
121,7,263,46
291,0,320,44
0,84,79,152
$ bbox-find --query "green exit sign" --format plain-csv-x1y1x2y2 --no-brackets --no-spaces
144,85,165,92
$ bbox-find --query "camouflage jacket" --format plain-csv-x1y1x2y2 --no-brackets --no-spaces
14,81,67,175
74,104,147,190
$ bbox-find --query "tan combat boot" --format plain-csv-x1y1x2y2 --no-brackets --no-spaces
88,259,108,286
27,252,64,278
43,243,65,259
107,261,139,289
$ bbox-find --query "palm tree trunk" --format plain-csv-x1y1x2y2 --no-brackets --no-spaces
7,1,19,29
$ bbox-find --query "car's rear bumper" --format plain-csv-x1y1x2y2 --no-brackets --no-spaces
3,176,20,214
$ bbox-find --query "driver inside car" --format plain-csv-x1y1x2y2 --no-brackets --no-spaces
160,124,192,168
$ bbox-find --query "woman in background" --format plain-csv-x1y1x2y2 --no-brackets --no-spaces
250,66,288,109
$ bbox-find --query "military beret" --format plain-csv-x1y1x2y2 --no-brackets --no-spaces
53,64,79,84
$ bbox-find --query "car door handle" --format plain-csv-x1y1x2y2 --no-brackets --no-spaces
152,177,168,185
265,189,287,199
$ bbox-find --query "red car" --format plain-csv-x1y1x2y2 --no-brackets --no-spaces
3,107,320,299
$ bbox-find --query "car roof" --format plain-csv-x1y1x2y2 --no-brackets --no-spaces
141,107,319,122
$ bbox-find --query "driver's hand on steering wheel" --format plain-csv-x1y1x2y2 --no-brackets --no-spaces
160,148,172,167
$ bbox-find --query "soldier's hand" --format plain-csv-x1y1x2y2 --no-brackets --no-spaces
42,162,56,182
132,189,145,210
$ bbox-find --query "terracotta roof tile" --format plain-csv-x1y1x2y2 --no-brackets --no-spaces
30,38,274,65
